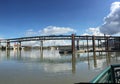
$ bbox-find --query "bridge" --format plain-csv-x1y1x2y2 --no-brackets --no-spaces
0,35,117,42
0,34,120,53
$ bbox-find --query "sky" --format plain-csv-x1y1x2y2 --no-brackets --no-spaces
0,0,120,39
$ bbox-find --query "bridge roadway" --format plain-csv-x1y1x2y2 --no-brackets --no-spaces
0,35,118,43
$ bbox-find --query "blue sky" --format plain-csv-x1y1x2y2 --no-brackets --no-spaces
0,0,119,38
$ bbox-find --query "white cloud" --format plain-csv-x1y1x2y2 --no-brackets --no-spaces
83,2,120,36
83,27,104,36
39,26,76,35
25,26,76,36
25,29,37,36
99,2,120,35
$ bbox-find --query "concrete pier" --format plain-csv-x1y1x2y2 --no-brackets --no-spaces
92,35,96,52
72,34,75,55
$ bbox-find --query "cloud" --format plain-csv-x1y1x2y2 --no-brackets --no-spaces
99,2,120,35
83,2,120,36
25,29,37,36
39,26,76,35
25,26,76,36
83,27,104,36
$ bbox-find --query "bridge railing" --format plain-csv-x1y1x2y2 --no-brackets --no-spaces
90,64,120,83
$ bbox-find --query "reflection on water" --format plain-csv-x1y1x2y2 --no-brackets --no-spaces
0,49,120,84
43,63,72,73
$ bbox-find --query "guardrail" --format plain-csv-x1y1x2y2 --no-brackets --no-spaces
90,64,120,83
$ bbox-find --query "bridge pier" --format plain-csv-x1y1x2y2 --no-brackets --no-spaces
72,34,76,73
18,41,21,50
100,39,103,50
106,37,109,51
92,35,97,67
104,34,107,51
6,40,10,50
76,39,79,50
92,35,96,52
72,34,75,55
86,36,89,52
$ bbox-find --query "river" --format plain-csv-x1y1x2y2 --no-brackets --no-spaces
0,49,120,84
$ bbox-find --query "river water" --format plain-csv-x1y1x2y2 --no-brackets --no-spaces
0,49,120,84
